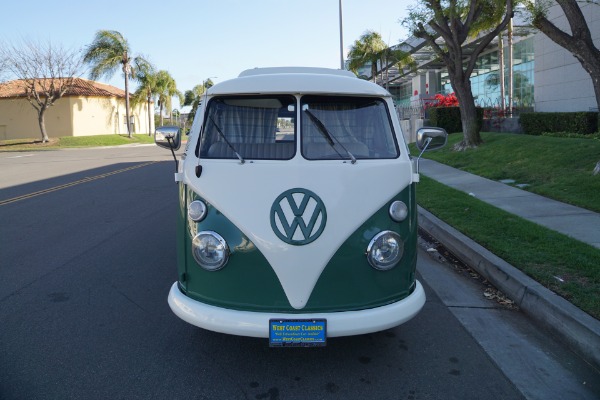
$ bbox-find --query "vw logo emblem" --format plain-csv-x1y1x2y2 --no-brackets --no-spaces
270,188,327,245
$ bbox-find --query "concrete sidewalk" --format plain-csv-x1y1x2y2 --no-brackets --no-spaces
420,159,600,249
417,159,600,371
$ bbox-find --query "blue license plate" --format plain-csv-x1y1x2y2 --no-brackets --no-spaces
269,319,327,347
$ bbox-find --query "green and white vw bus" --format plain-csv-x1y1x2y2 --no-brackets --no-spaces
156,67,446,346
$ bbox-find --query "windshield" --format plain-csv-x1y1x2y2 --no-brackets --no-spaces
301,96,399,160
198,95,296,160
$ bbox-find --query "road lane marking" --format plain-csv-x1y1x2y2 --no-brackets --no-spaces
6,154,35,159
0,161,158,206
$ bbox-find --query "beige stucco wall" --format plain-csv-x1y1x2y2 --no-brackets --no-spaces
0,97,73,140
0,95,154,140
69,96,153,136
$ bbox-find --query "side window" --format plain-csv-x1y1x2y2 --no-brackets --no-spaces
198,96,296,160
300,96,399,160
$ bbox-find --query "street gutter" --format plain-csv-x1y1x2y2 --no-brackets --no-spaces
418,206,600,372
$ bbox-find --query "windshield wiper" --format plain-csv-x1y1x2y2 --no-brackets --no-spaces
304,110,357,164
208,115,245,164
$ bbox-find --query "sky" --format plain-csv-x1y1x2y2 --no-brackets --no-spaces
1,0,412,109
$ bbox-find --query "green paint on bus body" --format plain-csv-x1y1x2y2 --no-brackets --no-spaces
178,184,418,313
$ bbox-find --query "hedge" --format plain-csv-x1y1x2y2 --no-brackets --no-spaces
428,106,483,134
519,112,598,135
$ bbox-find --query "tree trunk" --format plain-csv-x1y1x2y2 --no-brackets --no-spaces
575,51,600,111
372,63,377,83
592,69,600,111
544,34,600,110
38,107,49,143
119,50,133,138
123,64,132,138
453,80,483,150
498,33,506,110
147,92,153,136
507,18,514,116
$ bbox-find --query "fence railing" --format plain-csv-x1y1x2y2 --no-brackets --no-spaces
475,97,534,117
395,97,535,121
396,99,427,120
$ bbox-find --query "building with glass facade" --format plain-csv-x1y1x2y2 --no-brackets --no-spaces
365,2,598,116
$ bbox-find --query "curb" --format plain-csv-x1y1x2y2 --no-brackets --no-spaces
418,206,600,371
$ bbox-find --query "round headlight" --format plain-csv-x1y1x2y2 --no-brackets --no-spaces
188,200,208,222
192,231,229,271
366,231,404,270
389,201,408,222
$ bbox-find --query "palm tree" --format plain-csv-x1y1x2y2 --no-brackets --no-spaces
131,57,157,135
83,30,138,138
154,70,182,127
347,30,387,83
379,47,416,91
183,78,215,122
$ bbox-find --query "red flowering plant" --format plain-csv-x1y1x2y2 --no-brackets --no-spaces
432,93,459,107
423,93,459,110
423,93,462,132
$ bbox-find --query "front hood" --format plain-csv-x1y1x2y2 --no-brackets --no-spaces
184,158,414,309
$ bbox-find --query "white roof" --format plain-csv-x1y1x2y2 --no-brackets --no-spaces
238,67,356,78
207,67,390,97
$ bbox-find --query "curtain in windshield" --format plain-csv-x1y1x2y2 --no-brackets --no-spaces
199,96,296,160
301,96,399,160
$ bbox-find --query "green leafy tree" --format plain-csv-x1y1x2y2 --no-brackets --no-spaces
347,30,387,82
155,70,183,126
183,79,214,122
526,0,600,111
182,90,196,107
380,46,417,90
83,30,145,138
402,0,514,150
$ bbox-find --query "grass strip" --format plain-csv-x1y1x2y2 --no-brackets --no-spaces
0,134,155,151
418,175,600,319
59,134,155,147
413,132,600,213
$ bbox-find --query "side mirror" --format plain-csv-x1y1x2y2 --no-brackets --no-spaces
155,125,181,151
414,127,448,176
416,127,448,152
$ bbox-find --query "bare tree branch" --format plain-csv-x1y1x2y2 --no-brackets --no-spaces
0,39,83,142
526,0,600,109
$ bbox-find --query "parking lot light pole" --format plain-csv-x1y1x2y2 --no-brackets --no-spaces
339,0,344,70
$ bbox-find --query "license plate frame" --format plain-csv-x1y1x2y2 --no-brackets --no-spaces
269,319,327,347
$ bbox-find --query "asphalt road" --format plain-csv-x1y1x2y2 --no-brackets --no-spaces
0,147,598,400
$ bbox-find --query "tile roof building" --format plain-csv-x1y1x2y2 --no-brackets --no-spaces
0,77,127,99
0,78,153,140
